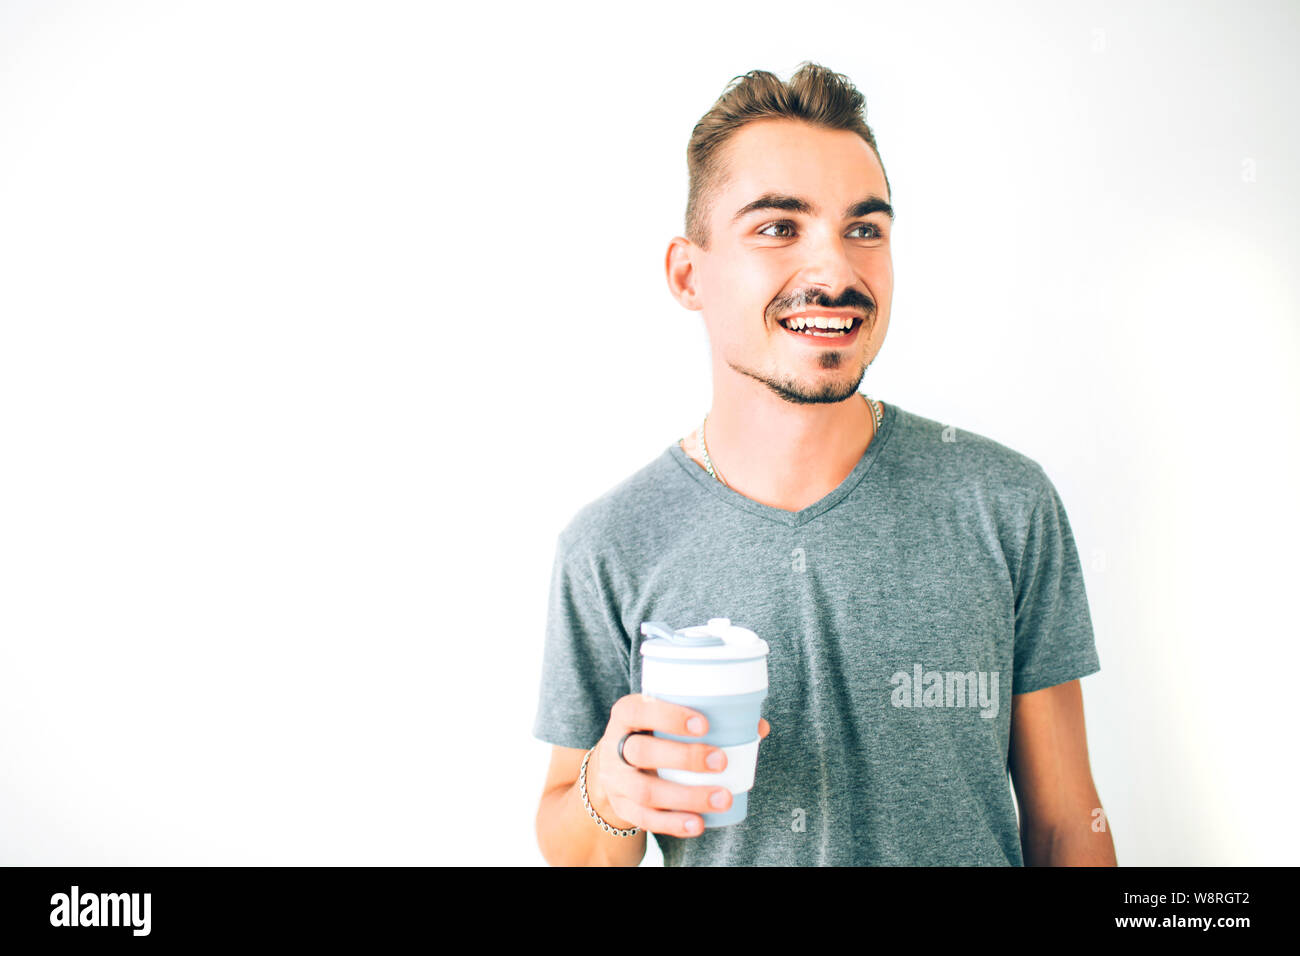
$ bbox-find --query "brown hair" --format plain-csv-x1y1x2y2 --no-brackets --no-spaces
684,61,890,250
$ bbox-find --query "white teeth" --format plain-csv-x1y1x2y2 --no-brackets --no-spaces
781,316,856,334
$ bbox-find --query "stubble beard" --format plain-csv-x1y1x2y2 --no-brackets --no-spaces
725,327,873,406
729,359,868,405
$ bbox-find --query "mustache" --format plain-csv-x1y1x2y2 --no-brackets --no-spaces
770,291,875,318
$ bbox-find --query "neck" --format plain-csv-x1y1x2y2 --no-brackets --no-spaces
698,383,878,513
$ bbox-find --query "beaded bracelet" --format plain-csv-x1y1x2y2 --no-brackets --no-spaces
578,745,641,837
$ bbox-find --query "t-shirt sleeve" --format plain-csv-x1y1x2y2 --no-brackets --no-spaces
1011,471,1101,694
531,530,633,750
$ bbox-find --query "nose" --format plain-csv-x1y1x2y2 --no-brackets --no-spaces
797,225,864,301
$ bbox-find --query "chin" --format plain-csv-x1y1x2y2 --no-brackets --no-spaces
769,376,865,406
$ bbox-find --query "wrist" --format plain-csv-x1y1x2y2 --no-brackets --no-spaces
584,744,637,833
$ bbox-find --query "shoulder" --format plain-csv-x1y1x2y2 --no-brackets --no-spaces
555,444,689,561
885,404,1058,513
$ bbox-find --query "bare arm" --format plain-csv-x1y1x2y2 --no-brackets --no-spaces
1008,679,1116,866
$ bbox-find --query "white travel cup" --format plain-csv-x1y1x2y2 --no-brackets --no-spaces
639,618,770,827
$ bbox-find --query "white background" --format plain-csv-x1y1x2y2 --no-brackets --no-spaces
1,0,1296,866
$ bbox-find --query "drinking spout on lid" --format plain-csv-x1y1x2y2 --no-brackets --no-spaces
706,617,759,645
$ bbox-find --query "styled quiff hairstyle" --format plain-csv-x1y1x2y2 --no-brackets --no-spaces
684,61,891,251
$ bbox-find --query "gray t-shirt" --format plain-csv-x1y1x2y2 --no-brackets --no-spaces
532,400,1100,866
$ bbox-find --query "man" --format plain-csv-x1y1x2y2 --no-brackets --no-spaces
533,62,1116,866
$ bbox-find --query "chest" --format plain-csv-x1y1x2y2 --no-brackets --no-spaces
625,515,1015,717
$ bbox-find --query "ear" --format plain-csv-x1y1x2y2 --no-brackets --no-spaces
665,236,704,312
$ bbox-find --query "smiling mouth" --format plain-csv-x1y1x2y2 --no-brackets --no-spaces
777,315,861,338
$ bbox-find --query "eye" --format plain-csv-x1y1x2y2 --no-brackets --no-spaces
757,220,883,239
847,222,882,239
757,220,797,238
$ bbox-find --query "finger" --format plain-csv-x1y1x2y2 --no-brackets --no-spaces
622,732,727,774
625,772,733,819
611,693,708,739
623,804,709,838
758,718,770,739
606,766,733,825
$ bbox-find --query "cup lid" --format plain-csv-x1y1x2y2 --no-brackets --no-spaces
639,618,770,662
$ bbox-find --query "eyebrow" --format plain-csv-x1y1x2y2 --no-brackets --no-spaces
731,192,894,224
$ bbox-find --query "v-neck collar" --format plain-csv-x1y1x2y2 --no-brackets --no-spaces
666,400,898,528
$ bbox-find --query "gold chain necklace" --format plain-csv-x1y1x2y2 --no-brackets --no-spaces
700,393,882,489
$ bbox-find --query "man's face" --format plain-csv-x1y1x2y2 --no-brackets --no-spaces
688,118,893,405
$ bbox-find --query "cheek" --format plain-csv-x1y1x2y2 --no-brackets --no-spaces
865,259,893,310
716,259,786,318
724,255,784,292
